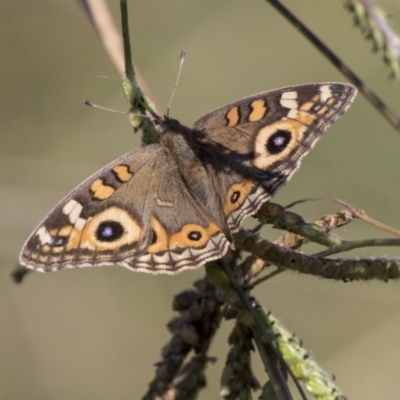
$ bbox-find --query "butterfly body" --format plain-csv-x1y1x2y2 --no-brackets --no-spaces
20,83,357,274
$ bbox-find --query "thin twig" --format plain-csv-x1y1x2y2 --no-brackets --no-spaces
314,238,400,258
265,0,400,132
77,0,161,114
285,197,400,237
82,0,125,76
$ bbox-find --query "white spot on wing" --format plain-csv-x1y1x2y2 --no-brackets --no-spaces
320,85,332,102
63,199,83,224
37,226,52,245
280,91,298,110
75,217,86,230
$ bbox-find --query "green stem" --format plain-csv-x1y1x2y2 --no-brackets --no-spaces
120,0,134,81
220,260,306,400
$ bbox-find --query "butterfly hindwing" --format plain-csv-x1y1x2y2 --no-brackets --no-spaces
19,143,231,274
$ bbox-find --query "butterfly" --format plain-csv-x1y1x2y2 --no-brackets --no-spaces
19,83,357,274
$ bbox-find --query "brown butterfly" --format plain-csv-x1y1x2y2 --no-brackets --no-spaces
19,83,357,274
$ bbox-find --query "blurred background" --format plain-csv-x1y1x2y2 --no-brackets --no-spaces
2,1,400,399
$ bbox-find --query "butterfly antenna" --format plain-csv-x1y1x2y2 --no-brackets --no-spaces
167,50,186,118
97,75,123,80
84,100,127,114
84,100,153,123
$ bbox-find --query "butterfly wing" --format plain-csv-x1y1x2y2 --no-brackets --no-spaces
193,83,357,231
20,145,162,272
19,144,230,274
20,83,356,275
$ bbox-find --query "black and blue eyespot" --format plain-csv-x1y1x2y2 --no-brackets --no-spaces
96,220,124,242
266,130,291,154
53,236,67,247
188,231,202,241
230,191,241,204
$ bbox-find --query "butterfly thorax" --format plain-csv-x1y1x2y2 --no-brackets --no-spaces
158,118,197,161
156,116,229,233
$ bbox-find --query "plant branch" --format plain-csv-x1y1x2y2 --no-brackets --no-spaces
234,229,400,281
217,260,299,400
285,197,400,237
265,0,400,132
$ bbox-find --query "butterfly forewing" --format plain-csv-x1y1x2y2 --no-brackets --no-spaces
193,83,357,232
20,145,162,271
